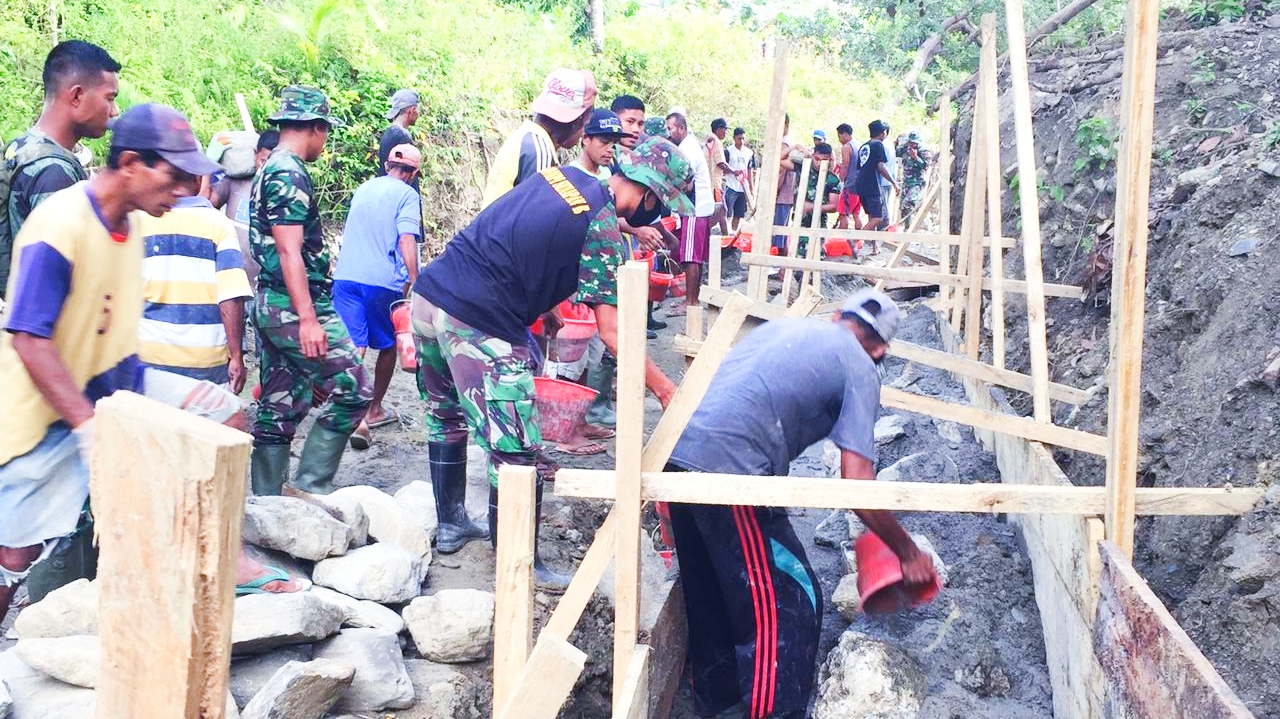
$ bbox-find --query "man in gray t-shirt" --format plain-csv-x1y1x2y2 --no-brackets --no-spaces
666,289,938,719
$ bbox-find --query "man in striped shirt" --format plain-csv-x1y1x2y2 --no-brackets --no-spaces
137,174,252,392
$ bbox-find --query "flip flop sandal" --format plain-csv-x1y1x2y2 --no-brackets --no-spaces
236,566,312,596
367,409,401,429
579,425,616,440
553,441,608,456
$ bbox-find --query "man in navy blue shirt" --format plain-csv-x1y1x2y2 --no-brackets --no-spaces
855,120,900,247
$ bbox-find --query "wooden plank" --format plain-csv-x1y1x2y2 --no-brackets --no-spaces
554,470,1260,516
889,339,1092,404
93,392,248,719
938,95,955,310
495,634,588,719
950,110,981,334
964,22,993,358
747,41,790,300
613,261,648,712
769,225,1015,248
1095,541,1254,719
981,16,1007,369
786,285,822,318
612,645,653,719
1005,0,1053,421
780,158,814,302
880,386,1108,455
234,93,254,133
802,160,829,293
493,465,538,711
1104,0,1160,559
709,225,723,291
542,510,616,641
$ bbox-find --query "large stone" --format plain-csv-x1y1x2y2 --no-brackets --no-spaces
13,579,97,639
241,496,352,561
310,587,406,635
876,452,958,484
232,593,345,655
400,659,478,719
313,544,425,604
832,574,861,622
874,415,908,445
0,649,94,718
312,494,370,548
812,630,927,719
814,511,850,549
393,481,441,544
402,590,495,663
240,659,355,719
230,646,314,708
323,486,432,559
314,629,414,711
13,636,100,689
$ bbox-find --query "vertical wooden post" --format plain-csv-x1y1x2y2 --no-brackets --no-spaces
962,14,997,359
950,92,984,336
709,229,723,291
493,464,538,711
613,261,648,713
93,392,248,719
937,96,954,308
1005,0,1053,422
980,15,1006,370
802,160,829,294
779,158,813,303
1105,0,1159,559
747,41,791,301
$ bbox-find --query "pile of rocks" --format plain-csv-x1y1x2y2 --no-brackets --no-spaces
0,484,493,719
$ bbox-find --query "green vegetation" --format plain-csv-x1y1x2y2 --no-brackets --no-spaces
1263,122,1280,151
1072,117,1117,174
1185,0,1246,26
1185,98,1208,126
1192,54,1217,84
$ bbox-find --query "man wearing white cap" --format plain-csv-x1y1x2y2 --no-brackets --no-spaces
663,288,938,719
481,68,596,209
378,89,420,181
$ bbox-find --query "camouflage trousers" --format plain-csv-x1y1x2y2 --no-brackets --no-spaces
253,288,372,445
411,295,540,486
900,183,926,224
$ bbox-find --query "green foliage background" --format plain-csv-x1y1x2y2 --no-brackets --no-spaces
0,0,934,235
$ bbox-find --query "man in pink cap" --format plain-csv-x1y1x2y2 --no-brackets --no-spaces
480,68,596,209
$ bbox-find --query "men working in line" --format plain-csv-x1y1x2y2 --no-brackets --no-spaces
898,131,931,226
137,173,252,392
665,112,713,316
835,122,863,231
1,40,120,299
481,68,595,209
855,120,898,250
0,104,306,626
706,118,732,237
411,140,693,582
249,86,372,497
665,289,939,719
378,89,420,180
333,144,423,450
723,127,754,234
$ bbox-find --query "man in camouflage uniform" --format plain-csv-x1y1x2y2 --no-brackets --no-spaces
249,86,372,496
410,137,693,588
799,142,841,258
1,41,120,300
898,131,932,225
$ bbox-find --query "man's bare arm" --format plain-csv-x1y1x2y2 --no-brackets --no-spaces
12,333,94,427
592,303,676,408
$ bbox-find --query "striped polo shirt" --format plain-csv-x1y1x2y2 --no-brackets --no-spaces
136,196,251,384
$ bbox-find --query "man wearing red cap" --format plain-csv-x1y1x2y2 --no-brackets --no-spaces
480,68,596,209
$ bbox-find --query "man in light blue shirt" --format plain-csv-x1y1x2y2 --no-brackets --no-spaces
333,143,422,448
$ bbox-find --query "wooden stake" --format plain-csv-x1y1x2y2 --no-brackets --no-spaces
1104,0,1160,558
1005,0,1053,422
234,93,254,133
93,392,248,719
980,13,1007,369
495,634,588,719
747,41,791,300
709,230,723,291
769,225,1015,248
803,160,829,293
612,645,653,719
950,97,982,335
889,339,1092,404
493,464,538,711
779,158,813,303
938,96,954,308
612,261,648,713
964,22,994,359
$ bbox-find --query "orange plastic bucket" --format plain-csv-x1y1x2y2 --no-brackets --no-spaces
390,300,416,372
534,377,598,443
824,238,853,258
649,272,673,302
669,272,687,298
660,215,678,233
854,532,942,614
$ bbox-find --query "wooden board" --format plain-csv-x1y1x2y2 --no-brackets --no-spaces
553,470,1260,516
747,41,791,299
981,13,1007,369
493,465,538,711
612,645,653,719
1095,541,1254,719
93,392,249,719
938,95,955,309
962,36,991,356
780,158,814,302
495,634,588,719
889,339,1092,405
769,225,1015,248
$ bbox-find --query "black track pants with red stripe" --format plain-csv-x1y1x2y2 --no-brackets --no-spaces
669,500,823,719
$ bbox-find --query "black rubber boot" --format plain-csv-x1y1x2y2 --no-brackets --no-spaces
293,425,349,495
488,482,572,594
430,442,488,554
251,443,291,496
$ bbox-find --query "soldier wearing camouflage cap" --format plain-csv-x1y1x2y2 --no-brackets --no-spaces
408,138,693,587
897,130,931,226
249,85,372,498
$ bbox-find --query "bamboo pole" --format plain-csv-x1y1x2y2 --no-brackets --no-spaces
747,42,791,300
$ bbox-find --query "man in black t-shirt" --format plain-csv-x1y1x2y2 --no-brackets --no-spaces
377,89,419,184
855,119,899,238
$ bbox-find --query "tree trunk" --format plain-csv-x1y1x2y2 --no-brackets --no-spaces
901,11,974,98
590,0,605,55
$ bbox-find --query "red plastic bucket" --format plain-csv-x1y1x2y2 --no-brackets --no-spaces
669,272,687,298
824,238,853,258
390,300,416,372
854,532,942,614
660,216,678,233
534,377,598,443
732,231,755,252
649,272,673,302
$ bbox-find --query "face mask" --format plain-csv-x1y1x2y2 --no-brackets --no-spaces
627,191,663,227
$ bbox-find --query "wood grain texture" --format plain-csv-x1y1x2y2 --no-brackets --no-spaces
768,225,1015,247
494,634,588,719
493,464,537,711
613,645,652,719
748,41,790,300
889,339,1092,404
980,12,1006,368
93,392,249,719
780,158,814,302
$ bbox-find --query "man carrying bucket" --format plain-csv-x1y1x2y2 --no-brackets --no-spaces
332,143,423,449
664,288,939,719
410,137,693,585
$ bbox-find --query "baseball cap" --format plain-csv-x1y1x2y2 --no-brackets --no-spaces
110,104,221,177
386,89,420,121
813,129,827,141
268,85,345,127
907,131,923,144
840,288,900,344
386,143,421,169
615,136,695,216
583,109,630,139
711,118,728,131
869,120,889,136
531,69,597,124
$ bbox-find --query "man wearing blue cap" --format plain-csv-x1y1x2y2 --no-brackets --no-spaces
574,108,630,179
0,104,307,624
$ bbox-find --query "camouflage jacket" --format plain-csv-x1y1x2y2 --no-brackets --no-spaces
0,129,86,297
901,150,931,190
576,198,630,307
802,168,841,227
249,148,330,298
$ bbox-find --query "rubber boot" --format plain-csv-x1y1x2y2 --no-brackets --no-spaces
430,442,488,554
488,482,572,594
584,358,616,428
292,425,349,495
251,443,291,496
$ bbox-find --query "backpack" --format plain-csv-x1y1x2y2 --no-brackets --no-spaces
0,133,85,299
